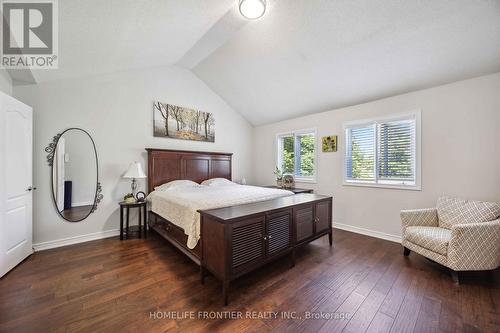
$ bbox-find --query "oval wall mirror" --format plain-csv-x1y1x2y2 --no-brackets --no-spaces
45,128,103,222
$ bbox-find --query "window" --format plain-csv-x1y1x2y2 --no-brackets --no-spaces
344,111,420,189
277,129,316,182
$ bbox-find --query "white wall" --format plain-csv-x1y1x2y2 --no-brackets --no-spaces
0,69,12,96
14,65,253,246
252,73,500,241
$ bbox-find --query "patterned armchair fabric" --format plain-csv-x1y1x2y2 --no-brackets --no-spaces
448,219,500,270
401,208,438,230
401,197,500,271
405,226,450,256
437,196,500,229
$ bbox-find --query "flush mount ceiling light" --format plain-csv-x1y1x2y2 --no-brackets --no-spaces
239,0,266,20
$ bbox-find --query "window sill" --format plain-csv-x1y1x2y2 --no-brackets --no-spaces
294,177,317,184
343,181,421,191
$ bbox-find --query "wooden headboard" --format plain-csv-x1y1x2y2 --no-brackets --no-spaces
146,148,233,193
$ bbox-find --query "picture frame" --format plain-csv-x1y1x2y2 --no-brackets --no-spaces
322,135,337,152
153,101,215,142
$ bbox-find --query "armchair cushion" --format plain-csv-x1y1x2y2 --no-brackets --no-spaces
448,219,500,271
405,226,451,256
437,196,500,230
400,208,438,230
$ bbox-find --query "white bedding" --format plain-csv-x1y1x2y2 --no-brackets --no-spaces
148,184,294,249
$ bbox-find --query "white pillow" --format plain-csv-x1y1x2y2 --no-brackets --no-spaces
154,180,200,191
201,178,236,186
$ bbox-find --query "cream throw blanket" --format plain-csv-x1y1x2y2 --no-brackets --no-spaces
148,184,293,249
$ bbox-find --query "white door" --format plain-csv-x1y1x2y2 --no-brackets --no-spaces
0,92,33,278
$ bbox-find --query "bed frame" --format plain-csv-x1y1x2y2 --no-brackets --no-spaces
146,148,233,265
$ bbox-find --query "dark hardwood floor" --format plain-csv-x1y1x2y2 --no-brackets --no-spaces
0,229,498,333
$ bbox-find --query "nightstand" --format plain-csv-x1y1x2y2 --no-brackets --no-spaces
119,201,147,240
263,185,313,194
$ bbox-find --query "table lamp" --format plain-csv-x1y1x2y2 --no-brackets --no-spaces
123,161,146,198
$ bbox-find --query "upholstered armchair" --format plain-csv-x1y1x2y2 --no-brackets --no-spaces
401,196,500,282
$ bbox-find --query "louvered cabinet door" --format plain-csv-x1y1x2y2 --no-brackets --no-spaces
266,210,292,256
315,200,331,234
230,217,265,272
295,205,314,243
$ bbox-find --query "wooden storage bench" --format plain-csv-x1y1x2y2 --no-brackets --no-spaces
199,193,333,305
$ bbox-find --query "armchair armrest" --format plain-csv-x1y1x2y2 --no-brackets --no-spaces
448,219,500,271
400,208,438,230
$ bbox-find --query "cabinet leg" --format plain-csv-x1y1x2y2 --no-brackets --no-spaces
126,207,130,239
120,206,123,241
222,281,230,306
138,207,142,239
328,230,333,246
403,247,411,256
289,250,296,268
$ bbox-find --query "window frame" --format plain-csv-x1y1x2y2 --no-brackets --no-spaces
342,110,421,191
276,128,317,183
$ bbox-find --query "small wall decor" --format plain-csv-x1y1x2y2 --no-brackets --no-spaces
322,135,337,152
153,101,215,142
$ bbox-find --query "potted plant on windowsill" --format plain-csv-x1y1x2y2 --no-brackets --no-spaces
274,167,284,188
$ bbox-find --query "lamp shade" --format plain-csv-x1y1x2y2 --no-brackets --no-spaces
123,162,146,179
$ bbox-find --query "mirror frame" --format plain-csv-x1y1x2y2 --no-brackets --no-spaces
45,128,103,222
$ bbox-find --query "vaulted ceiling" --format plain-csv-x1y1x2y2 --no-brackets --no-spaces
191,0,500,125
15,0,236,83
11,0,500,126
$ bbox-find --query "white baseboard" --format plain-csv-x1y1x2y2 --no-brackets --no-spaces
33,229,120,251
32,223,400,251
333,222,401,243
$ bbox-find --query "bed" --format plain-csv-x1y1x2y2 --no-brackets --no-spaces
146,148,292,264
146,148,333,305
148,182,294,249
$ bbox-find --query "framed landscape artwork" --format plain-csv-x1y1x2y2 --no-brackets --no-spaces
153,101,215,142
322,135,337,152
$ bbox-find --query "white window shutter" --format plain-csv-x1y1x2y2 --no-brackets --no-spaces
345,124,376,181
378,119,416,183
